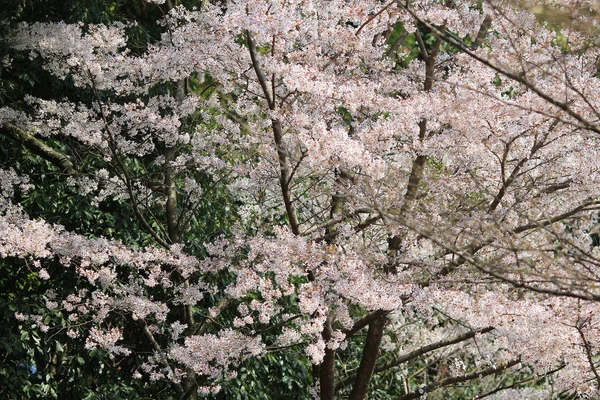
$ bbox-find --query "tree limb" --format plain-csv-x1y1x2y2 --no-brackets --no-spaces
302,208,372,236
471,15,492,50
138,319,184,395
378,326,494,373
576,321,600,388
393,358,520,400
336,326,494,391
342,309,388,339
1,123,76,174
513,201,600,233
88,73,171,249
246,30,301,235
473,364,565,399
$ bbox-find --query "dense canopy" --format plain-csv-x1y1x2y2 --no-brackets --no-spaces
2,0,600,399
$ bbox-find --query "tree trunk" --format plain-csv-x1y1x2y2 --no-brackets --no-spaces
348,314,387,400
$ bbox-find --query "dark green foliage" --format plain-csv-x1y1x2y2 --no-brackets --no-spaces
215,352,313,400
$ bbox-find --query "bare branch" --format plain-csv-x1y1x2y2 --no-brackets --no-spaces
1,123,76,174
414,30,429,59
514,201,600,234
473,364,565,399
576,320,600,388
342,310,389,339
355,0,397,36
378,326,494,373
246,31,274,108
393,358,521,400
471,15,493,50
302,208,372,236
336,326,494,391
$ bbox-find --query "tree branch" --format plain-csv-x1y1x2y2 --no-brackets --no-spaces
246,30,301,235
378,326,494,374
301,208,372,236
1,123,76,174
513,200,600,233
576,321,600,388
336,326,494,391
471,15,492,50
388,28,441,261
138,319,184,395
193,297,230,336
88,73,171,249
165,78,186,245
342,310,388,339
473,364,564,399
246,31,274,108
355,0,397,36
393,358,520,400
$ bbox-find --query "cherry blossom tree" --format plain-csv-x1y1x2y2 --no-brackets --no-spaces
3,0,600,398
